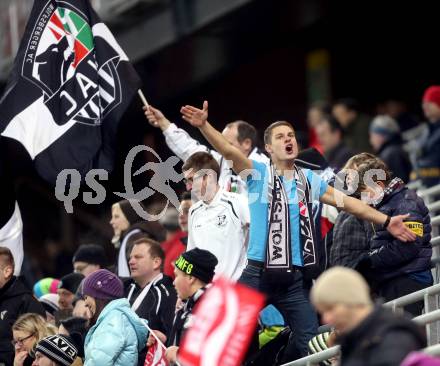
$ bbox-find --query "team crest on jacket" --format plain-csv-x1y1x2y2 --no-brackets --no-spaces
217,214,227,227
22,1,121,127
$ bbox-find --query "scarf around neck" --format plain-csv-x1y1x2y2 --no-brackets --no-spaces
265,163,318,271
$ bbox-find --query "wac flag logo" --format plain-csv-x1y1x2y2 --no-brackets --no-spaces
22,1,121,127
0,0,141,184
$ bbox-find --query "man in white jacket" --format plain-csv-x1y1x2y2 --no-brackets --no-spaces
182,151,249,281
144,105,268,196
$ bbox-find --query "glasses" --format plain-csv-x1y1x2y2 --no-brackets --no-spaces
74,263,91,273
11,333,34,347
183,173,205,186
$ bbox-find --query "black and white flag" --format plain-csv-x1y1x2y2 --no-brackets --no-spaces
0,0,141,183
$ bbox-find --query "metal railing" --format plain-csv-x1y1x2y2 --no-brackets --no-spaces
283,340,440,366
432,216,440,228
383,284,440,312
419,184,440,205
424,343,440,356
407,179,423,191
281,283,440,366
428,201,440,214
281,185,440,366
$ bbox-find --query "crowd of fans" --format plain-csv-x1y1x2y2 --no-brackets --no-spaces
1,85,440,366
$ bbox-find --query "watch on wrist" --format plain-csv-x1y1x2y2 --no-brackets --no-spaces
383,215,391,229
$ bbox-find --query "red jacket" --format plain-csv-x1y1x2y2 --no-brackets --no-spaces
162,231,187,279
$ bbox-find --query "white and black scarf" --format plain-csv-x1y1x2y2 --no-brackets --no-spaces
265,163,317,272
127,273,163,312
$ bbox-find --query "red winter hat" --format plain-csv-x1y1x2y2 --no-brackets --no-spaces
422,86,440,107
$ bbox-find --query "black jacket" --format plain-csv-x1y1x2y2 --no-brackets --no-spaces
377,137,411,184
126,274,177,336
126,274,177,366
416,120,440,188
167,287,206,347
0,276,45,366
357,183,432,283
338,307,425,366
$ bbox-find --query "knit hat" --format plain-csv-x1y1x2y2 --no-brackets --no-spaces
175,248,218,284
39,293,59,315
35,335,78,366
118,200,145,225
33,277,60,298
82,269,123,300
72,244,107,267
369,115,400,137
423,86,440,108
311,267,372,306
58,273,85,295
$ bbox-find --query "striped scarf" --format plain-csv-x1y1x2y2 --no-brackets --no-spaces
265,163,317,272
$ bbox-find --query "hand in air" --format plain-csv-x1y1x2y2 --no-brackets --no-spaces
180,101,209,128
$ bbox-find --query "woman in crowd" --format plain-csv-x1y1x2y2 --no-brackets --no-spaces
110,199,162,277
82,269,148,366
12,313,56,366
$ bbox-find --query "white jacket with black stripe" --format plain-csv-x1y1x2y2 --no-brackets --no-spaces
187,188,250,281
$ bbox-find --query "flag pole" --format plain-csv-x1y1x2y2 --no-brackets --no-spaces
137,89,150,110
144,321,182,366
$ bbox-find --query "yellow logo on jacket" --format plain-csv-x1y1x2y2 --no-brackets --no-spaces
404,221,424,237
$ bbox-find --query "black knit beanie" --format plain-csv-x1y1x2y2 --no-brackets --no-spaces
72,244,107,267
35,335,78,366
175,248,218,284
58,273,85,295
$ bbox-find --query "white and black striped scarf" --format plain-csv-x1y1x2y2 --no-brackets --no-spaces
265,163,317,271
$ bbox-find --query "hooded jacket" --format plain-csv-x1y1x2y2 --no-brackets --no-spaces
84,298,148,366
0,276,45,366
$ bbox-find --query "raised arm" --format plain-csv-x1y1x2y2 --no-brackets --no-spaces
320,185,416,242
143,105,211,162
180,101,253,174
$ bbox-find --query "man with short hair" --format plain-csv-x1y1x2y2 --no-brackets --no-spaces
315,115,354,171
311,267,425,366
332,98,371,153
144,105,268,195
0,246,45,366
72,244,107,276
57,273,84,311
182,151,250,281
179,100,415,361
126,238,177,366
32,334,78,366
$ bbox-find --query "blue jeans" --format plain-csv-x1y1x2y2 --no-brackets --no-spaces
239,264,318,359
